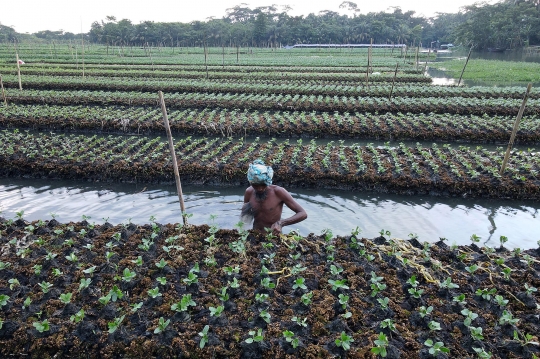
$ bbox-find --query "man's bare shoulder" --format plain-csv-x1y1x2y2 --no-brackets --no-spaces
245,186,254,194
272,186,291,198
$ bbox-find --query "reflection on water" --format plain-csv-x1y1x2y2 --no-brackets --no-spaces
1,178,538,249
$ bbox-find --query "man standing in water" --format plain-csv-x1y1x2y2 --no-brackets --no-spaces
241,159,307,235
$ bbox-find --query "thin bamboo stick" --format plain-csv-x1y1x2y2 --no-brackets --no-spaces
15,53,22,90
388,63,399,100
0,74,8,106
499,83,533,175
458,46,473,86
158,91,187,225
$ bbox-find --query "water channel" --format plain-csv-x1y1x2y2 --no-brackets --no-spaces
1,177,538,250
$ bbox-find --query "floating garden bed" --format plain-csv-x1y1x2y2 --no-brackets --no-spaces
0,130,539,200
0,216,538,358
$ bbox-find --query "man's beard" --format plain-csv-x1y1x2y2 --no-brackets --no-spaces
255,190,268,202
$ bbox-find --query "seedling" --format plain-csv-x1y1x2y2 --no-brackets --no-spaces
209,305,224,317
223,266,240,276
406,275,419,288
52,268,63,277
130,302,143,313
470,326,484,341
148,287,162,299
524,284,537,296
335,331,354,351
461,309,478,327
465,264,479,274
424,339,450,356
292,316,308,327
259,310,271,324
301,292,313,306
418,306,433,318
78,278,92,292
99,293,112,305
108,315,125,334
33,264,42,276
380,318,397,332
499,235,508,247
154,317,171,334
70,309,85,323
439,277,459,289
336,294,349,310
293,277,307,290
260,277,275,289
59,292,72,304
0,261,12,270
475,288,496,301
39,281,53,294
156,277,167,285
171,294,196,312
494,295,508,307
23,297,31,309
513,330,540,346
229,277,240,289
217,287,229,302
155,258,167,269
470,234,481,243
330,265,343,276
121,268,136,282
245,328,264,343
131,256,143,267
408,288,424,299
33,319,50,333
501,267,512,280
283,330,300,348
290,264,307,275
379,229,391,240
8,278,20,290
329,279,350,292
255,293,269,303
371,332,389,357
473,347,492,358
0,295,9,307
428,321,441,331
199,325,210,349
499,310,519,325
45,252,57,261
183,272,199,286
377,297,390,309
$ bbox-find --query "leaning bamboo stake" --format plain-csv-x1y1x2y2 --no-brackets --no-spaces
0,74,7,106
423,48,431,73
388,63,399,100
458,46,473,86
204,43,209,79
158,91,187,225
499,83,533,176
15,53,22,90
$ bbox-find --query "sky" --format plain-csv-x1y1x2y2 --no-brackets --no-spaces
1,0,495,34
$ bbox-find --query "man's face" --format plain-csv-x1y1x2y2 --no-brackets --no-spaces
252,183,268,201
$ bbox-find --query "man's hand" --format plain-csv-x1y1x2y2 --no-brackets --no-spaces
270,221,283,236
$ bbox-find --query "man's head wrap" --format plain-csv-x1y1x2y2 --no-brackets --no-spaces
247,159,274,185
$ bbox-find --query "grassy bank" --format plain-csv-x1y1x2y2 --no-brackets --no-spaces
432,59,540,83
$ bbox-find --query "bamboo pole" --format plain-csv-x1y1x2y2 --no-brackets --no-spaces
0,74,8,106
158,91,187,225
204,43,209,79
423,48,431,73
388,63,399,100
499,83,533,175
15,53,22,90
81,34,85,78
222,45,225,68
415,46,419,71
236,45,239,63
457,46,473,86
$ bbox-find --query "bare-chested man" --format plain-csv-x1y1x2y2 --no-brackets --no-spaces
241,159,307,235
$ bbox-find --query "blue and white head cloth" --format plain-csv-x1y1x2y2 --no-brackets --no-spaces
247,159,274,185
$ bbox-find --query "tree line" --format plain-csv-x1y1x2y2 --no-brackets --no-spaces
1,0,539,50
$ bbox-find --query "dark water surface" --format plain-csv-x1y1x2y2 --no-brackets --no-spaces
1,178,538,249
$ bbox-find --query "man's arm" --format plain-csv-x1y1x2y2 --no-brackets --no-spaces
271,187,307,235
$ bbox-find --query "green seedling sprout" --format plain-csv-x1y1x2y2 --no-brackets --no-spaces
108,315,125,334
301,292,313,306
131,256,143,267
465,264,479,274
198,325,210,348
154,317,171,334
33,264,42,276
283,330,300,348
78,278,92,292
33,319,50,333
428,320,441,331
23,297,31,309
501,267,512,280
260,277,275,289
475,288,496,301
171,294,196,312
147,287,162,299
439,277,459,289
0,295,9,307
524,284,537,296
8,278,20,290
292,316,308,327
424,339,450,356
408,287,424,299
39,281,53,294
371,332,389,357
335,331,354,351
499,235,508,247
255,293,269,303
470,234,481,243
229,277,240,289
70,309,85,324
121,268,136,282
209,305,224,317
245,328,264,343
494,295,508,307
131,302,143,313
338,294,349,310
380,318,397,332
183,272,199,285
330,265,343,276
329,279,350,292
418,306,433,318
293,277,307,290
59,292,72,304
259,310,271,323
461,308,478,327
223,266,240,276
156,277,167,285
469,326,484,341
406,275,419,287
473,347,492,358
499,310,519,325
377,297,390,309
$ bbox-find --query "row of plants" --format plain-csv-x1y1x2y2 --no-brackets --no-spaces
1,129,539,199
0,68,431,84
4,88,539,116
0,214,538,358
9,62,422,73
2,104,539,143
4,74,540,100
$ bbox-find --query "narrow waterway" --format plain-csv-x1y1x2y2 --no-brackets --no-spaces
1,178,538,249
